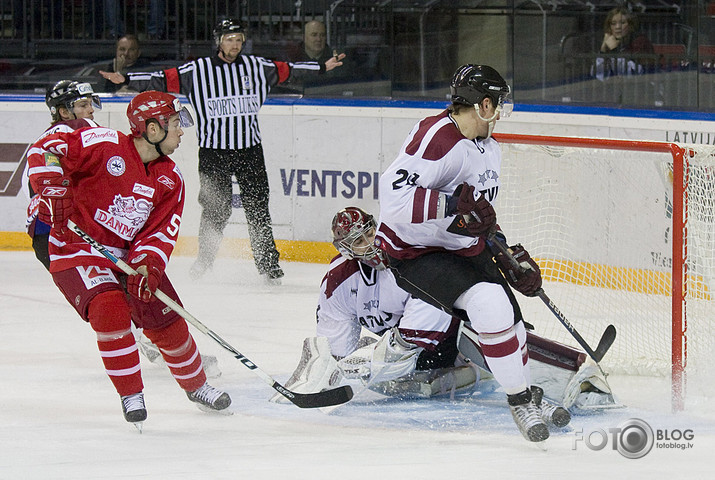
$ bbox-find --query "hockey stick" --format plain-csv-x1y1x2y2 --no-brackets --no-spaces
67,220,353,408
488,234,616,365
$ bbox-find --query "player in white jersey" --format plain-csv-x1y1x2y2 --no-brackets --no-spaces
273,207,477,402
276,207,616,414
376,64,551,443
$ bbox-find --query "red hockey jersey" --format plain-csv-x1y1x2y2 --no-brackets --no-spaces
24,118,99,233
27,126,185,273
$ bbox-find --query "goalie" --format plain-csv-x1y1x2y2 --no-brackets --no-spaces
273,207,617,420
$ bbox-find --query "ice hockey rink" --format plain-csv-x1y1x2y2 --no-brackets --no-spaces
1,250,712,479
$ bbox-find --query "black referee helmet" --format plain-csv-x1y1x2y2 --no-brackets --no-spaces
213,19,245,47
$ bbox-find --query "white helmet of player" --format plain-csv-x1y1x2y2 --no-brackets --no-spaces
331,207,388,270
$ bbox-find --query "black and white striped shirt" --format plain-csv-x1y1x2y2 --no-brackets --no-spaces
127,55,322,150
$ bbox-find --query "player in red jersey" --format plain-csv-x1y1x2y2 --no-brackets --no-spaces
25,80,101,269
27,91,231,430
24,81,221,375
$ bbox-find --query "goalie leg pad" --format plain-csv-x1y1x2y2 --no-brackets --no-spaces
562,363,622,412
270,337,341,404
369,363,478,398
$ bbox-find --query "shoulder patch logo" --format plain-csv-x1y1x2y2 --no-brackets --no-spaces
81,128,119,147
107,156,126,176
44,152,60,167
133,183,155,198
157,175,175,190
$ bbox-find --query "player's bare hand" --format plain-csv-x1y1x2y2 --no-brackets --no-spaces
99,70,126,84
325,52,346,71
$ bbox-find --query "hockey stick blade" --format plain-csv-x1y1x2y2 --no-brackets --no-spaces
592,324,617,363
272,381,354,408
67,220,354,409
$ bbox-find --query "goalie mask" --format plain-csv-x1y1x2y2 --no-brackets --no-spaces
45,80,102,122
331,207,388,270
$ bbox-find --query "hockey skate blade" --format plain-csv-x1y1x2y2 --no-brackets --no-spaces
132,421,144,434
194,404,234,415
533,440,548,451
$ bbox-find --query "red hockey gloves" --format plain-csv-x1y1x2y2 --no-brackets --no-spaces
455,182,496,237
495,244,543,297
37,176,73,232
127,254,163,303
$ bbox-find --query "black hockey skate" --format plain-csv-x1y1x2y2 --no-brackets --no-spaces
531,385,571,428
263,265,284,286
121,392,147,432
186,382,232,412
507,389,549,442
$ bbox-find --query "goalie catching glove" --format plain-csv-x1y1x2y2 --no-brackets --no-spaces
37,175,74,232
494,244,542,296
126,254,163,302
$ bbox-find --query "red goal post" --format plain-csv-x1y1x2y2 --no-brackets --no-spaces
493,133,711,412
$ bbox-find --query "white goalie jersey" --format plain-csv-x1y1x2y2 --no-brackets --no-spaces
317,254,454,358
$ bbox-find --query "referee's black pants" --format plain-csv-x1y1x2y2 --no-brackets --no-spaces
197,144,280,273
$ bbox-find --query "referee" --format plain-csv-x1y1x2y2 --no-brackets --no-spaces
101,19,345,285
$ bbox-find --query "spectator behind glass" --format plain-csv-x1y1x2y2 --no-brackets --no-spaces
599,7,654,55
285,20,336,63
101,35,152,93
281,20,347,90
593,7,654,79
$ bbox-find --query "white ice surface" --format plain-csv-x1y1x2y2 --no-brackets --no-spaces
1,251,713,479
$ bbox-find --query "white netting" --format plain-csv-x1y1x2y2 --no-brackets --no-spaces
493,138,715,381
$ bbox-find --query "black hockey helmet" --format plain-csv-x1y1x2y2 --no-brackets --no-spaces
331,207,388,270
45,80,102,120
450,64,511,114
213,18,245,46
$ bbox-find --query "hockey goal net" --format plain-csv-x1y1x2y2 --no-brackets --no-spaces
493,133,715,411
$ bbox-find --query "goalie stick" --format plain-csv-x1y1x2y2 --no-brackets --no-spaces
67,220,353,408
488,234,616,366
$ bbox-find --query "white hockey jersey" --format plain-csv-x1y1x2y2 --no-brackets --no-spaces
376,110,502,260
317,254,454,358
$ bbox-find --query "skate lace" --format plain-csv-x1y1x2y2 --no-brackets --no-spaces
122,393,145,412
191,383,223,405
512,402,542,429
539,401,559,419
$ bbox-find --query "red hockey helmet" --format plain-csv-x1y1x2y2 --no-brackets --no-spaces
126,91,194,138
331,207,388,270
